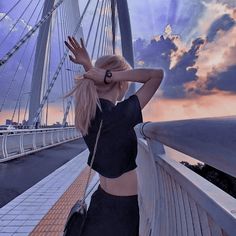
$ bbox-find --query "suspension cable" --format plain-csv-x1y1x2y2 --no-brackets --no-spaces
0,2,45,113
62,0,101,126
0,0,35,50
101,3,109,56
57,6,65,116
11,42,37,122
0,0,65,66
96,0,108,58
0,0,44,79
0,0,24,22
67,0,77,125
86,0,100,46
103,4,110,55
32,0,92,127
109,1,114,55
64,0,72,125
91,0,106,60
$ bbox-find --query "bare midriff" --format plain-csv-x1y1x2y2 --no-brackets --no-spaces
99,169,138,196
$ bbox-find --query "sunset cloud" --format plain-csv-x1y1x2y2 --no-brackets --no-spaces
187,1,235,42
142,92,236,122
134,2,236,99
186,17,236,94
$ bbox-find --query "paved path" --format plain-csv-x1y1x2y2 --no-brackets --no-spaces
0,138,87,208
0,148,99,235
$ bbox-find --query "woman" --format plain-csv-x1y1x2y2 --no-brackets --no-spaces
65,36,164,236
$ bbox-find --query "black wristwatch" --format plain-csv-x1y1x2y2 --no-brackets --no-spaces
104,69,112,84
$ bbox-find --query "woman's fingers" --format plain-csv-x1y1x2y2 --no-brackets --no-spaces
64,41,76,54
80,37,85,48
68,36,78,49
72,36,81,49
69,55,77,63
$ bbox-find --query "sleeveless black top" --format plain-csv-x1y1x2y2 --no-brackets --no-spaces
82,94,143,178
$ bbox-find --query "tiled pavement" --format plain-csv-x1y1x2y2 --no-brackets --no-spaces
0,149,99,235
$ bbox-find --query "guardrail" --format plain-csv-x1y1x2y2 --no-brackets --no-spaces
135,116,236,236
0,127,81,162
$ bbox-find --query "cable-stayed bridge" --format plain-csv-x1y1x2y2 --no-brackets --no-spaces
0,0,235,235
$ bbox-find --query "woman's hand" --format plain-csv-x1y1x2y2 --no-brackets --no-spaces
64,36,92,71
84,67,108,85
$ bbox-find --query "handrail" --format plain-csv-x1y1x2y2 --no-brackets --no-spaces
0,126,76,134
137,116,236,178
134,117,236,236
0,127,81,162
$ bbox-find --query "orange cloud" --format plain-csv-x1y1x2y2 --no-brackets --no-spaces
142,92,236,122
184,24,236,94
187,1,235,41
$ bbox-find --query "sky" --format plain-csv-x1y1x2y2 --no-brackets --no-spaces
129,0,236,123
0,0,236,125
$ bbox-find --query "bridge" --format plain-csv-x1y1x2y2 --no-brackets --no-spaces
0,0,236,235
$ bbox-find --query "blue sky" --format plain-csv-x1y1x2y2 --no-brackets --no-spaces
0,0,236,124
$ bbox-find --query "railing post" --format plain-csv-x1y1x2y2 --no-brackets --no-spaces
2,133,8,158
57,129,60,143
32,131,37,150
62,128,66,141
42,130,46,147
19,132,25,154
50,130,54,145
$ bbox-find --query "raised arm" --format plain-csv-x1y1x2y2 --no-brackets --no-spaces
111,68,163,84
112,69,164,109
84,68,164,109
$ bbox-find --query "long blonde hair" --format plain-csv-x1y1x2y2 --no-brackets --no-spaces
69,54,132,136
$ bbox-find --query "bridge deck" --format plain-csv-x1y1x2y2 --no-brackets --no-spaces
0,138,87,208
0,143,99,235
30,167,96,236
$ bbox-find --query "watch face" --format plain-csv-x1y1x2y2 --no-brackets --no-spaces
107,71,112,77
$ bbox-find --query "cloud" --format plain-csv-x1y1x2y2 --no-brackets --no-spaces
134,3,236,99
0,12,33,33
186,1,235,43
0,12,35,56
142,92,236,122
207,14,235,42
134,28,205,99
136,34,177,71
186,18,236,95
206,65,236,92
204,0,236,8
163,37,204,98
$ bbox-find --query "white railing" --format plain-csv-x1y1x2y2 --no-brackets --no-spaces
135,116,236,236
0,127,81,162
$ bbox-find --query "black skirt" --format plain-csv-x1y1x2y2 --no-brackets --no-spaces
81,184,139,236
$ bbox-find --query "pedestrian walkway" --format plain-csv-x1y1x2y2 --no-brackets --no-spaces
0,149,99,235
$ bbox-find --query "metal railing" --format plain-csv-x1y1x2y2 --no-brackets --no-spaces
0,127,81,162
135,116,236,236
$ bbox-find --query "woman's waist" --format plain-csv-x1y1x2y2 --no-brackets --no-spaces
99,169,138,196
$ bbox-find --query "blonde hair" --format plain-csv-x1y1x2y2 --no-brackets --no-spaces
69,54,132,136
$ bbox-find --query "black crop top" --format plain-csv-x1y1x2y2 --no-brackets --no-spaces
82,94,143,178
